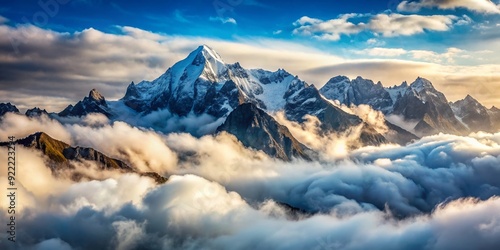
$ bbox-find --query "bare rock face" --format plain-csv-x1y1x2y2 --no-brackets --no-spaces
217,103,311,161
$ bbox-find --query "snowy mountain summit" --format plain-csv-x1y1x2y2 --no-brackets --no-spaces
121,45,312,118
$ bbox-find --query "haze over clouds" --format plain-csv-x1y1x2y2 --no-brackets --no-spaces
1,113,500,249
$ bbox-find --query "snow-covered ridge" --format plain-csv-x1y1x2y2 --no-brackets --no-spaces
121,44,310,116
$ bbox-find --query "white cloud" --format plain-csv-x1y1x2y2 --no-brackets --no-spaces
293,13,459,40
456,14,473,25
398,0,500,14
351,47,469,64
292,15,364,41
209,16,237,25
366,38,386,46
173,9,190,23
410,47,466,63
3,112,500,249
368,13,457,37
354,47,408,57
273,30,283,35
0,16,8,24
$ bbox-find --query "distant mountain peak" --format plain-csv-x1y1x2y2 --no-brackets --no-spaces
58,89,111,117
191,44,225,67
328,75,350,83
198,44,223,59
464,94,477,102
26,107,49,117
89,89,106,105
451,94,491,132
410,77,434,92
0,102,20,116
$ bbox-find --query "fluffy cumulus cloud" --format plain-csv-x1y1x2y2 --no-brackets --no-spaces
2,113,500,249
292,15,364,41
293,13,462,40
367,13,457,37
398,0,500,14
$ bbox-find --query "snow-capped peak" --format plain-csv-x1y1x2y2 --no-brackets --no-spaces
198,44,224,62
453,94,485,113
327,75,350,85
410,77,434,92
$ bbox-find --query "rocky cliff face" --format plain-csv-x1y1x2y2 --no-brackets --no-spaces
217,103,311,161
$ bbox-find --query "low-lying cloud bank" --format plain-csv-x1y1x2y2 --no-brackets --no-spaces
1,114,500,249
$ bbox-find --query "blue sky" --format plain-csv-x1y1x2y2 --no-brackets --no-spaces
0,0,500,110
2,0,498,53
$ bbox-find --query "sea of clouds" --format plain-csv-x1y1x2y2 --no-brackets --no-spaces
1,112,500,249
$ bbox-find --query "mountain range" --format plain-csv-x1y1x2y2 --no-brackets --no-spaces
320,75,499,136
1,45,498,162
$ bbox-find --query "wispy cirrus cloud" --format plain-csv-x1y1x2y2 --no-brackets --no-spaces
209,16,237,25
0,15,8,24
353,47,470,63
353,47,408,57
398,0,500,14
173,9,190,23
